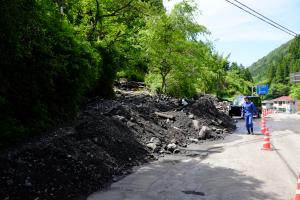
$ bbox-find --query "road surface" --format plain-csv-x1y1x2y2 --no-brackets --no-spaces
87,113,300,200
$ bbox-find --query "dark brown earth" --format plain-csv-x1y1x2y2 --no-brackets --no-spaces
0,89,235,200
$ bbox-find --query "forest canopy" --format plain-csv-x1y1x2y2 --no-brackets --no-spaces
249,36,300,99
0,0,252,147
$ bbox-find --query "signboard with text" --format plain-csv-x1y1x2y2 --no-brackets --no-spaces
290,72,300,83
256,84,268,95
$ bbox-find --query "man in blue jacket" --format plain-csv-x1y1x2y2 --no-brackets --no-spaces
242,96,257,134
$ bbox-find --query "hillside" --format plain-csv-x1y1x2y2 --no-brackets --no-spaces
248,36,300,99
249,42,290,83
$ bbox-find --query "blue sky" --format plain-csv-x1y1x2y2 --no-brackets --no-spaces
163,0,300,66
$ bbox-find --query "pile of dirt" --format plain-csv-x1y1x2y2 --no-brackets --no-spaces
0,90,235,200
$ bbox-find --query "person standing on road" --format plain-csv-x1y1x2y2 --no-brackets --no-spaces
242,96,257,134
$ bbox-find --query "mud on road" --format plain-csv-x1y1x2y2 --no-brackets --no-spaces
88,113,300,200
0,90,235,200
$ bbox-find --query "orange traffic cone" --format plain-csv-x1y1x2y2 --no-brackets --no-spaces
295,173,300,200
261,119,266,135
260,126,266,135
262,128,272,151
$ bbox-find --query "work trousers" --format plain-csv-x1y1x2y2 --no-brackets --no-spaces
245,114,253,133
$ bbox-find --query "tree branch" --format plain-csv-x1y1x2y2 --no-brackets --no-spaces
100,1,133,18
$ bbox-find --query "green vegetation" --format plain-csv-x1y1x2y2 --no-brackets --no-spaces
0,0,252,147
249,36,300,99
290,83,300,100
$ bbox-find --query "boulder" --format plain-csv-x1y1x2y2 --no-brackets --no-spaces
188,114,194,119
192,120,200,130
166,143,177,152
146,143,159,152
149,137,161,146
216,129,223,134
112,115,126,122
173,149,180,154
189,138,199,143
199,126,212,139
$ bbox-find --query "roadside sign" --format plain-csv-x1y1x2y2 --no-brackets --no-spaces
290,72,300,83
256,85,268,95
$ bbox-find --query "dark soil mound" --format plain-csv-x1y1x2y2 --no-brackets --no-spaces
0,90,235,200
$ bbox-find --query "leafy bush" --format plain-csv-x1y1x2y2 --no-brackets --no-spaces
0,0,101,147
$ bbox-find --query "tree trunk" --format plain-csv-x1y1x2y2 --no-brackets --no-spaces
161,74,166,93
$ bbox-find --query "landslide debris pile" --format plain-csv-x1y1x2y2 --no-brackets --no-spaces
0,90,235,200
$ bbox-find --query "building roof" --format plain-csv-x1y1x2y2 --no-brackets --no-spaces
272,96,293,102
262,100,273,104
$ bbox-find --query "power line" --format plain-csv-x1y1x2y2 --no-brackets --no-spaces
224,0,297,37
231,0,298,36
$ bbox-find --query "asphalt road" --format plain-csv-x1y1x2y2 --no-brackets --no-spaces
87,113,300,200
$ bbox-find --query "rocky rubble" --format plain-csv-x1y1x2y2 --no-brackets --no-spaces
0,89,235,200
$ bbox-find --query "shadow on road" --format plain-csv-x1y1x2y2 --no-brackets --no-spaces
88,158,282,200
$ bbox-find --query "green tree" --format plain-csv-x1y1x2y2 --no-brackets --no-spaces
0,0,101,147
265,83,290,99
142,1,208,95
290,83,300,100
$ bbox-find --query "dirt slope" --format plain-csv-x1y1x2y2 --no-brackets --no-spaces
0,90,235,200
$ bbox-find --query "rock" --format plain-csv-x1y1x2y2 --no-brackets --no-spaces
188,114,194,119
166,143,177,152
173,149,180,154
149,137,161,146
189,138,199,143
211,120,218,125
217,119,223,125
146,143,159,152
170,139,177,144
192,120,200,130
113,115,126,122
159,150,167,154
199,126,212,139
216,129,223,134
172,126,181,131
127,121,135,127
181,99,188,106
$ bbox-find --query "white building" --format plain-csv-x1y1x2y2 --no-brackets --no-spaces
262,100,273,110
271,96,298,113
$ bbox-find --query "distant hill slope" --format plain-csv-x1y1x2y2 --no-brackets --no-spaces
248,36,300,99
249,41,290,83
